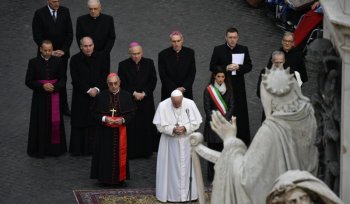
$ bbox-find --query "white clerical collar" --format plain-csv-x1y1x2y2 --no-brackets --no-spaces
41,55,50,61
226,43,236,50
112,89,120,95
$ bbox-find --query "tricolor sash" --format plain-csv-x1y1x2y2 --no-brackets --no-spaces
38,79,60,144
207,84,228,115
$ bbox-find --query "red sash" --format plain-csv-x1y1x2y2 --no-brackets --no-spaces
103,116,127,181
38,79,60,144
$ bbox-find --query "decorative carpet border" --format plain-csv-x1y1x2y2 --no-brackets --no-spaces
73,188,155,204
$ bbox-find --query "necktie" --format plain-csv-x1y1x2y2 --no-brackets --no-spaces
52,10,57,22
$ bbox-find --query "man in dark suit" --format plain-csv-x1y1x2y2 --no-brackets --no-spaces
32,0,73,116
158,31,196,100
69,36,109,156
76,0,116,71
209,27,253,146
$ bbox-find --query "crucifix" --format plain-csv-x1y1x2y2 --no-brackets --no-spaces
110,108,117,117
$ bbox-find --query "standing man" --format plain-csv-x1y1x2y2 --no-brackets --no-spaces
266,32,308,84
76,0,116,71
91,73,136,187
158,31,196,100
209,27,252,146
69,36,108,156
118,42,158,159
32,0,73,116
153,90,202,203
25,40,67,158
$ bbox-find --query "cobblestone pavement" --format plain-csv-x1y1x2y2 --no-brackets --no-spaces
0,0,287,203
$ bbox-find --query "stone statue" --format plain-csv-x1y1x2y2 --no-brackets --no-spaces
266,170,343,204
304,39,342,194
190,67,319,204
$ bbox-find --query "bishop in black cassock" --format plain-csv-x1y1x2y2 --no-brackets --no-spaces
210,27,252,146
25,41,67,158
118,42,158,159
69,37,108,156
76,0,115,71
158,31,196,100
91,73,136,185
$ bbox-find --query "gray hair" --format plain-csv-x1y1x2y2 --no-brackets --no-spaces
271,50,285,61
87,0,101,6
283,32,294,40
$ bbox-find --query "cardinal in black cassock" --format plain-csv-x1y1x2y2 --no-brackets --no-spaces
25,41,67,158
118,42,158,158
209,27,252,146
91,73,137,185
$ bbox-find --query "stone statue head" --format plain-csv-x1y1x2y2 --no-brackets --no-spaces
260,67,310,117
266,170,343,204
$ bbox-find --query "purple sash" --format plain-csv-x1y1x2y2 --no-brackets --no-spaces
38,79,60,144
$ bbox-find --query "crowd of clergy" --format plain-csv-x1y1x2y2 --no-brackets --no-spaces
25,0,308,202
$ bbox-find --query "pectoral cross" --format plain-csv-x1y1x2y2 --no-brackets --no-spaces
110,108,117,117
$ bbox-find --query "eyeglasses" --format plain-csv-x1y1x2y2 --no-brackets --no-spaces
282,39,294,44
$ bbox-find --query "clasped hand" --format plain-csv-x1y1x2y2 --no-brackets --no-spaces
226,63,239,71
105,116,123,125
43,83,54,92
173,125,186,135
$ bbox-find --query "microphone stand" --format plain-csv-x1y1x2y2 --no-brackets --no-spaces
186,108,192,204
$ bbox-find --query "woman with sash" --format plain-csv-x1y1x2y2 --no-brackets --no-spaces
203,68,235,182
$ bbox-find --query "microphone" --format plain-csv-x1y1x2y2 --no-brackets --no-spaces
185,107,193,203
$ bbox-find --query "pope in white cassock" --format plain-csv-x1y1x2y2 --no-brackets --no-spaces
153,89,202,203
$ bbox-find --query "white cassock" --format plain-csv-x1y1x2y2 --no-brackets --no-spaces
153,97,202,202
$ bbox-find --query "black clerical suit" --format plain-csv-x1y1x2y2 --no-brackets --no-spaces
76,13,116,71
118,57,158,159
25,56,67,158
158,46,196,100
32,5,73,113
69,51,108,155
91,89,137,185
210,43,252,146
266,47,308,83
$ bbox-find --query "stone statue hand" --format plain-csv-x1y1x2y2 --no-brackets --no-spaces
210,111,237,142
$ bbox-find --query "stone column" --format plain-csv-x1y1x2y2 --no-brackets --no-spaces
321,0,350,202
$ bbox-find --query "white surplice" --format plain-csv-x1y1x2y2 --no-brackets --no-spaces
153,98,202,202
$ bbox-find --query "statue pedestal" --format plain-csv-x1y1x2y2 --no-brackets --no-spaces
321,0,350,202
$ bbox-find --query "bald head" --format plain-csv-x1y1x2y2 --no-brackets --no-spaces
80,37,94,56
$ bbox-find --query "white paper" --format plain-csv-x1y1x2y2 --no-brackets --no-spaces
231,54,245,75
294,71,303,87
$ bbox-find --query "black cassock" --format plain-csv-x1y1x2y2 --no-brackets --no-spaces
25,56,67,158
91,89,136,184
118,57,158,158
158,46,196,100
210,43,252,146
76,13,115,71
69,51,108,155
